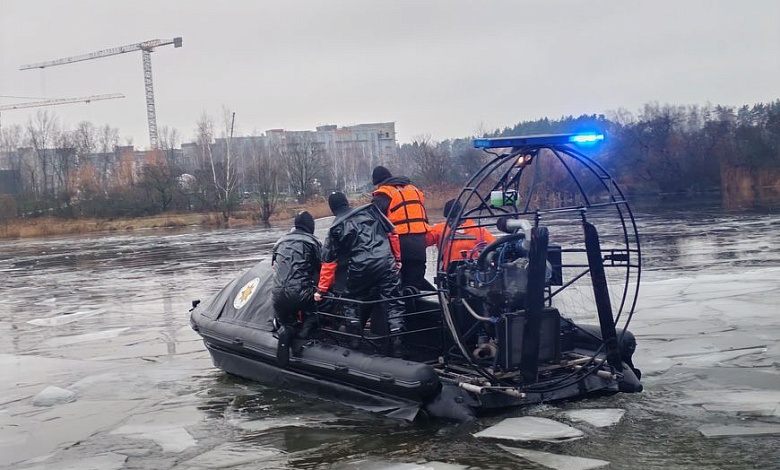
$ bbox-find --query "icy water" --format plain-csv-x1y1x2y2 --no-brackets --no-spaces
2,200,780,470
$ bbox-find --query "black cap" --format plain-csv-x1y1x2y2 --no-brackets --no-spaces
443,199,461,218
328,191,350,215
372,165,392,185
294,211,315,234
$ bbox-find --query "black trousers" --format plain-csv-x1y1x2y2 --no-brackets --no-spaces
342,269,405,332
400,259,435,291
272,290,314,328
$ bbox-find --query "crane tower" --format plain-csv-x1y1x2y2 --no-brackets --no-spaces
20,38,183,149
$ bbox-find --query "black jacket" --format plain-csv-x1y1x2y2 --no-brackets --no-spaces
271,228,321,303
321,204,397,292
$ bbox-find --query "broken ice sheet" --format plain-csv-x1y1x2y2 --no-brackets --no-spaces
19,452,127,470
473,417,584,442
39,327,130,348
699,423,780,437
563,409,625,427
26,310,103,327
177,444,283,468
498,444,609,470
109,405,203,453
682,390,780,417
110,424,196,453
331,460,468,470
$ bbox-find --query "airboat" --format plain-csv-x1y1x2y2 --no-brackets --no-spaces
189,133,643,422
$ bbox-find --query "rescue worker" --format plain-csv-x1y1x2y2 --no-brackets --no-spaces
371,166,432,291
314,192,406,357
271,211,321,367
426,199,496,271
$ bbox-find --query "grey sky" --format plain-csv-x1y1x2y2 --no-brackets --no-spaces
1,0,778,149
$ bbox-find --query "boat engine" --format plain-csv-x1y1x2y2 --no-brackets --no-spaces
449,227,561,373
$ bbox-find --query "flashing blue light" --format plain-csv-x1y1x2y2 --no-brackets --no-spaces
569,133,605,144
473,133,606,149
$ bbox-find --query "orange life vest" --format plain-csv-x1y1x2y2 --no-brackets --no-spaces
425,219,496,269
373,184,428,235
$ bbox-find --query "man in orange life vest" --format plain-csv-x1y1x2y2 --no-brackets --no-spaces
425,198,496,270
371,166,432,291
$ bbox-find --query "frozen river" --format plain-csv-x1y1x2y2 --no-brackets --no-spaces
2,200,780,469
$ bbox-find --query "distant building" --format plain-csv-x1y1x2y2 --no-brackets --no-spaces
0,170,21,195
180,121,397,192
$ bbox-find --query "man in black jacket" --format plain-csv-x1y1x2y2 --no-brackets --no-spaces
314,192,406,357
271,211,321,366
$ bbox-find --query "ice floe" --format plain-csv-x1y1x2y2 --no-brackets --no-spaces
682,390,780,416
698,423,780,437
26,310,103,326
563,409,625,427
473,416,584,442
39,327,130,348
111,424,197,453
32,385,77,406
498,444,609,470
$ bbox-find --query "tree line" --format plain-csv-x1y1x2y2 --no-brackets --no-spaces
1,100,778,223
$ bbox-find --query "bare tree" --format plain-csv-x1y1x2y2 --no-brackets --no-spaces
248,137,284,224
97,124,120,190
406,135,452,186
196,109,240,220
74,121,98,157
26,110,59,195
285,135,323,203
139,153,178,212
52,130,77,202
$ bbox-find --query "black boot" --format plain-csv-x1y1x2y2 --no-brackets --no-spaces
276,326,293,367
390,337,404,359
389,324,406,358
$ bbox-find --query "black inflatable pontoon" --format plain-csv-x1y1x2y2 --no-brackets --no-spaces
190,133,643,422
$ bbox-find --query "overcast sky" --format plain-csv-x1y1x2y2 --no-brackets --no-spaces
1,0,778,149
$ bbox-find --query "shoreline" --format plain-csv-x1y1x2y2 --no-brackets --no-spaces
0,191,454,241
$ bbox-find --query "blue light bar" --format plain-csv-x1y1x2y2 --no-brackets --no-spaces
568,133,604,143
473,133,606,149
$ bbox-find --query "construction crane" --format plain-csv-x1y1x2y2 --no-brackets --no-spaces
20,37,183,149
0,93,125,130
0,93,125,111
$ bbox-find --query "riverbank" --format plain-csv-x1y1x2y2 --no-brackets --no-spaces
0,186,458,240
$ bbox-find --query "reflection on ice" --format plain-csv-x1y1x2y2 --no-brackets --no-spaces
563,409,625,427
497,444,609,470
473,417,584,442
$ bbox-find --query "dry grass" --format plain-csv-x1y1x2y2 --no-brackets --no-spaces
0,185,465,240
0,213,205,240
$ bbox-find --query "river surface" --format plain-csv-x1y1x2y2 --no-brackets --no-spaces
2,199,780,469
